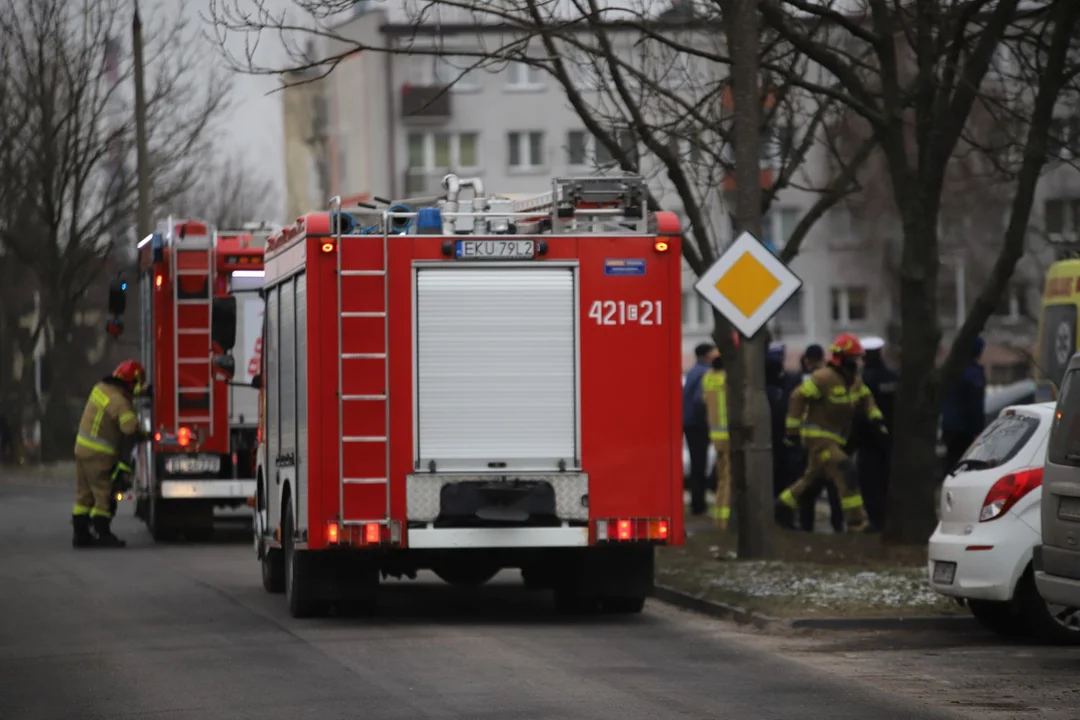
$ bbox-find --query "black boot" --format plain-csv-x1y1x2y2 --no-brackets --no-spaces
72,515,96,548
91,516,126,548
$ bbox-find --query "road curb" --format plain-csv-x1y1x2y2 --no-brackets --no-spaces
651,585,790,631
652,584,975,632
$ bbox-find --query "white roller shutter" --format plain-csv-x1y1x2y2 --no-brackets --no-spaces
415,267,578,472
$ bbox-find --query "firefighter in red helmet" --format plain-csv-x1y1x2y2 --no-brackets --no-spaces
775,333,888,532
72,360,149,548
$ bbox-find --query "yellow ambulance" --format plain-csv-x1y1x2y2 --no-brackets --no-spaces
1034,257,1080,400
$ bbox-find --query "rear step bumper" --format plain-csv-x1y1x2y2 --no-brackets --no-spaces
160,479,255,500
407,526,588,549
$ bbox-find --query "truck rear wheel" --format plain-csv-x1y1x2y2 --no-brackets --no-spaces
148,494,175,542
283,497,327,618
261,549,285,594
600,596,646,614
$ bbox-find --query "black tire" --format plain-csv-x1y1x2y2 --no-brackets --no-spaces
433,564,500,587
554,588,598,615
148,494,175,542
283,497,326,618
261,548,285,594
601,596,646,614
968,599,1027,637
1016,566,1080,645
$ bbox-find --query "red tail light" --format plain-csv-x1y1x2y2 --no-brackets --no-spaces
980,467,1043,522
364,522,380,544
177,426,192,447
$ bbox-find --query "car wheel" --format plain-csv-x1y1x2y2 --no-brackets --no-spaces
968,599,1028,637
1016,566,1080,645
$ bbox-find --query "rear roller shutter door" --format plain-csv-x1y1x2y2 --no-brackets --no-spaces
415,267,578,472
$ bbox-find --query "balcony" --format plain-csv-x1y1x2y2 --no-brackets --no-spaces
401,84,452,121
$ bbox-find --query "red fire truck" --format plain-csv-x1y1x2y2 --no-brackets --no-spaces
115,219,269,540
252,175,683,617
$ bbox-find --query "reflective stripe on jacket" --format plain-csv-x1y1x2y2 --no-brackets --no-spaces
703,369,728,442
73,381,138,458
785,366,883,442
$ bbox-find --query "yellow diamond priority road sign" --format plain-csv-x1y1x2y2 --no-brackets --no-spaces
694,231,802,338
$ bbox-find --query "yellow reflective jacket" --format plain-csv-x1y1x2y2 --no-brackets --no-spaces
74,380,139,459
785,366,883,445
703,369,729,442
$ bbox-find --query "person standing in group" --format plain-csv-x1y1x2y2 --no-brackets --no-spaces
765,343,789,499
702,353,731,529
941,336,987,474
792,345,844,533
683,342,717,516
857,336,899,530
776,334,889,532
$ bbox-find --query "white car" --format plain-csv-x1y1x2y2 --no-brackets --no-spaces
928,402,1080,644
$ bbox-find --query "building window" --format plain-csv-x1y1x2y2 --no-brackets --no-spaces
508,131,545,171
406,132,480,171
760,207,801,252
831,286,868,325
1048,117,1080,160
1045,197,1080,240
595,128,638,166
567,131,587,166
773,288,804,334
507,62,544,89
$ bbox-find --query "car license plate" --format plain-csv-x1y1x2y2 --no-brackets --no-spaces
455,239,535,260
932,561,956,585
1058,496,1080,522
165,454,221,475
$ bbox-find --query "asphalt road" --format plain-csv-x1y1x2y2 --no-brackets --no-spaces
0,481,964,720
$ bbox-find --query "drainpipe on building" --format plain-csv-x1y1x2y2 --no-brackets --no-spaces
385,35,397,199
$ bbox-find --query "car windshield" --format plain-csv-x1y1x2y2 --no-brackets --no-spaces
955,412,1040,473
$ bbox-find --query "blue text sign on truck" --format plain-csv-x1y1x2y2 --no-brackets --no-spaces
604,259,646,276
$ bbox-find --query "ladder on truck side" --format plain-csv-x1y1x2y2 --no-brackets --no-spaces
329,202,392,533
169,217,215,436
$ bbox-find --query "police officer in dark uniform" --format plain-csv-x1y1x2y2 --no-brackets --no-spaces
856,336,898,530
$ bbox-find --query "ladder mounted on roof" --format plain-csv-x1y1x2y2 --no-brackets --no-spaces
165,216,215,437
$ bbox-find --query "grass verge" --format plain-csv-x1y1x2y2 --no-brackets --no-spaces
656,524,964,619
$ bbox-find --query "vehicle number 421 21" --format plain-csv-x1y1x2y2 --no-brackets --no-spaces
588,300,664,326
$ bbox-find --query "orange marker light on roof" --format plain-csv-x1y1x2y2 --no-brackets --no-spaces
155,274,163,288
654,239,669,252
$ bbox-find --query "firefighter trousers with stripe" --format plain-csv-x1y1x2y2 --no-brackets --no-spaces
778,438,867,529
73,454,116,519
711,440,731,529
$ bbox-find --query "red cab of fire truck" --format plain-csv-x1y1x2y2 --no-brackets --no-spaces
111,218,269,541
253,176,683,617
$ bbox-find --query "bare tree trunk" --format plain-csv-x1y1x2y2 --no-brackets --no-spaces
726,1,773,559
884,198,944,544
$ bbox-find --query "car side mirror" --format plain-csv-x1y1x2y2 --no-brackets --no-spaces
211,296,237,351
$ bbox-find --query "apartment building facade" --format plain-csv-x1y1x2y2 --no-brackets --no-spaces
282,1,1067,374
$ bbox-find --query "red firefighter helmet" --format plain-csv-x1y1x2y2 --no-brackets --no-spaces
828,333,864,365
112,360,147,395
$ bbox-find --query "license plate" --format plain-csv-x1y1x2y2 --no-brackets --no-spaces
1058,496,1080,522
455,240,535,260
932,560,956,585
165,455,221,475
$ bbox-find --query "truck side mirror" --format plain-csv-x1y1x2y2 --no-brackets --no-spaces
213,353,236,382
211,296,237,351
251,373,262,390
106,277,128,337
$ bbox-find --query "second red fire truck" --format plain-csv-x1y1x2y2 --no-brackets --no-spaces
252,175,684,617
111,220,269,540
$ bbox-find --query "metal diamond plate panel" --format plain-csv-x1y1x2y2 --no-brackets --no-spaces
406,473,589,522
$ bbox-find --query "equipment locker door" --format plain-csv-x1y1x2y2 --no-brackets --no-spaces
414,266,579,472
